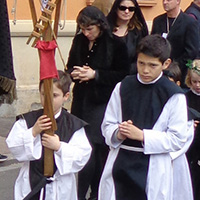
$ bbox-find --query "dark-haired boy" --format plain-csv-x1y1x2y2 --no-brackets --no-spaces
98,35,193,200
6,70,92,200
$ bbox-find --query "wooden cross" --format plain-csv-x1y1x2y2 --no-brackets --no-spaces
27,0,62,177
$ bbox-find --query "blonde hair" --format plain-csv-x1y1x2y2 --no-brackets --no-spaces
185,59,200,88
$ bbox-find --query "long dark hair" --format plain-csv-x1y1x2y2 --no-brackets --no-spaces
75,6,111,36
107,0,148,36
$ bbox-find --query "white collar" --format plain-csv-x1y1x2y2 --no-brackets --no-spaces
137,72,163,85
54,109,62,119
191,89,200,96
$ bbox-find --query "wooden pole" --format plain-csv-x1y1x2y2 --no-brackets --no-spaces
54,0,62,37
28,0,62,177
43,78,57,176
42,0,62,177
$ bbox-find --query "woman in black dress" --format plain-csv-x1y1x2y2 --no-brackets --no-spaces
66,6,129,200
107,0,148,74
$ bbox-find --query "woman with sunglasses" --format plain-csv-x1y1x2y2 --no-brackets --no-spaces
107,0,148,74
66,6,130,200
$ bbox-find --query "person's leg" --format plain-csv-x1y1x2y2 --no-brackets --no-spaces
78,144,96,200
89,144,109,200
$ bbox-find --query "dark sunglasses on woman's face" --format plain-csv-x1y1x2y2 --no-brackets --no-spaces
118,5,136,12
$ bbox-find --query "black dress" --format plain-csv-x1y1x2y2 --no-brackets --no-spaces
67,31,129,144
113,28,145,75
66,31,130,199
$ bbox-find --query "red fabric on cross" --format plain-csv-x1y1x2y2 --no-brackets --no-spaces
35,40,59,80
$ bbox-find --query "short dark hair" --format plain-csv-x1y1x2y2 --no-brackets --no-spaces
137,34,171,64
39,70,72,95
163,61,182,83
76,6,110,35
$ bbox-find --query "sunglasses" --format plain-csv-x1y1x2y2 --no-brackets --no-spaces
118,5,136,12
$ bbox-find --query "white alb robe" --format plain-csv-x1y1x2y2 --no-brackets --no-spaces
6,110,92,200
98,79,193,200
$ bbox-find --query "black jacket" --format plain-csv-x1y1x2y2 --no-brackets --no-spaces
185,2,200,57
66,32,129,143
151,11,199,87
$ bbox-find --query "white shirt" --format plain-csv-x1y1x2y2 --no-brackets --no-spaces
99,75,193,200
6,110,92,200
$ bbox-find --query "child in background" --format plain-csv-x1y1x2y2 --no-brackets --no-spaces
185,59,200,200
163,61,182,86
6,70,92,200
99,35,193,200
164,61,197,199
185,59,200,113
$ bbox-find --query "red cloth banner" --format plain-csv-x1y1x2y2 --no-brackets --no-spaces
35,40,59,80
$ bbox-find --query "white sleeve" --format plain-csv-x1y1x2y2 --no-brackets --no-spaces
101,83,123,148
54,127,92,175
6,119,42,161
170,119,194,160
143,94,189,154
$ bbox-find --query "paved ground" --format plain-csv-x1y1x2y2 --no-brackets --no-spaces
0,117,90,199
0,117,22,200
0,117,15,154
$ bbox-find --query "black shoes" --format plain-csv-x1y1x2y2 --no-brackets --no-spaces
0,154,7,162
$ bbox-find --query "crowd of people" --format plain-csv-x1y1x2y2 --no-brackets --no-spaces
4,0,200,200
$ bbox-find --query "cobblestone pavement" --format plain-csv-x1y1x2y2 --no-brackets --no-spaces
0,117,22,200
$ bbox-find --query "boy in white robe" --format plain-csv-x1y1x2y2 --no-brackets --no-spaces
6,70,92,200
98,35,193,200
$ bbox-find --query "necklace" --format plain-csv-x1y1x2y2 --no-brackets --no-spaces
166,10,180,34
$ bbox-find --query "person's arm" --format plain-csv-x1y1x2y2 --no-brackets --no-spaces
6,119,42,161
101,83,123,148
151,18,158,35
175,17,199,69
54,127,92,175
143,93,189,155
187,13,197,20
65,34,84,75
151,17,164,35
170,119,194,160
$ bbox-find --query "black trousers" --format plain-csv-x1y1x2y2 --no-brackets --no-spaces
78,143,109,200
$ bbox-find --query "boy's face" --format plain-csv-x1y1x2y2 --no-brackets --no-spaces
40,83,69,115
137,53,170,83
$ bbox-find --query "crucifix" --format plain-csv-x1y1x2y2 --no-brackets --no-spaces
27,0,63,177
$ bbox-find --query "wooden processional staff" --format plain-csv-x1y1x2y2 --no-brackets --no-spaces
27,0,63,177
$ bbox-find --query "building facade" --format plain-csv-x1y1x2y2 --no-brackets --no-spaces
0,0,192,116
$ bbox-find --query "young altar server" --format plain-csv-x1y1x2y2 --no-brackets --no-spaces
6,70,92,200
98,34,193,200
185,59,200,200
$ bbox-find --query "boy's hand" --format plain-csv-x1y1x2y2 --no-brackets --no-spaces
118,120,144,142
32,115,52,137
42,133,61,151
